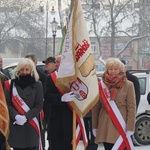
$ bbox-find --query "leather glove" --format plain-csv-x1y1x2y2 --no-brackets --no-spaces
13,115,27,125
126,131,134,137
61,91,75,102
92,128,97,137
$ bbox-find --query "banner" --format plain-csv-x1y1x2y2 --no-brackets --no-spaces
0,79,10,150
56,0,99,117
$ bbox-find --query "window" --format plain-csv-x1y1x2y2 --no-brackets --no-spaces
91,41,97,53
138,77,146,95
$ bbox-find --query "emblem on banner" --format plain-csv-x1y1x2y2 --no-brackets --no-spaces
70,77,88,101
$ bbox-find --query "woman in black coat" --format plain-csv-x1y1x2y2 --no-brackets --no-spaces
5,58,43,150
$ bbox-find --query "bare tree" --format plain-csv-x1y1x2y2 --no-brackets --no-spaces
116,1,150,69
0,0,45,59
83,0,139,57
82,0,102,59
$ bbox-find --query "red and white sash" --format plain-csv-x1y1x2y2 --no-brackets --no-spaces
5,80,43,150
51,71,88,147
75,114,87,146
99,80,134,150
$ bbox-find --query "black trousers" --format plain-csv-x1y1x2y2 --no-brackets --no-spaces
48,140,72,150
103,142,114,150
84,117,98,150
41,126,45,150
0,132,6,150
103,142,128,150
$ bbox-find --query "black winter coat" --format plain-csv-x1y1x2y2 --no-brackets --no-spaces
44,74,73,141
126,71,140,109
5,80,43,148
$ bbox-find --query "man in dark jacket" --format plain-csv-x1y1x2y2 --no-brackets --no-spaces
42,57,56,75
42,56,56,132
121,59,141,110
44,55,74,150
147,93,150,105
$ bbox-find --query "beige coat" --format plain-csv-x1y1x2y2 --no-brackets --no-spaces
92,80,136,144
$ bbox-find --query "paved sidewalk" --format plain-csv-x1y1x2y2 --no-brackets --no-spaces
44,133,150,150
76,141,103,150
76,141,150,150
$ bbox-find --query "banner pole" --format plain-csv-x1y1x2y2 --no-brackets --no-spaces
72,109,76,150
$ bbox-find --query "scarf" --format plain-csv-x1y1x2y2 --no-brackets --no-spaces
13,74,35,89
102,72,126,100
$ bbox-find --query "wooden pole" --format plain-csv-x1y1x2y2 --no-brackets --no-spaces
72,109,76,150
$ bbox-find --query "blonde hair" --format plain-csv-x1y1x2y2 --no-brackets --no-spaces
105,58,125,73
13,58,39,81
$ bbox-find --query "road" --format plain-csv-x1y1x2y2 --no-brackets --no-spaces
45,138,150,150
76,141,150,150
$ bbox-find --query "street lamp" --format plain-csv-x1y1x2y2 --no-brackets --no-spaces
39,0,56,59
51,17,58,57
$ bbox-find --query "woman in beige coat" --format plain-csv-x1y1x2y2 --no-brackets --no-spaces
92,58,136,150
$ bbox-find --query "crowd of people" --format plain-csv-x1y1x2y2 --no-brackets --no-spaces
0,53,141,150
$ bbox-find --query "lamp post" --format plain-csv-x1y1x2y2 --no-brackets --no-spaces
51,17,58,57
39,0,56,59
45,1,49,59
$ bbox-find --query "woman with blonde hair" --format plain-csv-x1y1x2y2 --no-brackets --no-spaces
13,58,39,81
92,58,136,150
5,58,43,150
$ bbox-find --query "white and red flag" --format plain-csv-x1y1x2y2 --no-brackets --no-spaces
56,0,99,118
56,0,99,148
0,80,10,150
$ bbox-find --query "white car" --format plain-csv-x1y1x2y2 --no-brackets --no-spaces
3,62,44,78
130,70,150,146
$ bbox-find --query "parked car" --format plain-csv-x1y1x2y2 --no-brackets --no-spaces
97,70,150,146
3,58,23,67
129,70,150,146
3,62,44,78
